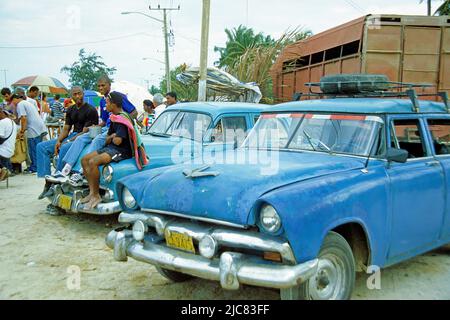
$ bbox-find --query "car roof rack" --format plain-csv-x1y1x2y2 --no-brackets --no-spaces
293,80,449,113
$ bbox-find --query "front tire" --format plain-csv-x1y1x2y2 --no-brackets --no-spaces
156,266,193,282
280,231,355,300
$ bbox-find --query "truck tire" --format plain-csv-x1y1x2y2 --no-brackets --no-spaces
156,266,194,282
280,231,355,300
320,74,389,94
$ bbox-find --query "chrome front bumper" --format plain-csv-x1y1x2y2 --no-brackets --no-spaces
49,185,122,215
106,212,319,290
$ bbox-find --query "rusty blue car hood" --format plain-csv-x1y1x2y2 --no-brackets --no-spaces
123,150,366,226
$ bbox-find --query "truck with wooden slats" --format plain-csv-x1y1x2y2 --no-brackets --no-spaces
270,14,450,102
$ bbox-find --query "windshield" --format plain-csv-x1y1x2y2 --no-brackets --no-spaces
244,113,384,157
149,111,178,135
149,110,212,141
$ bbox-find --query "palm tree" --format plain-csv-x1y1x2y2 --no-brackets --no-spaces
434,0,450,14
214,25,275,69
420,0,450,15
226,29,312,104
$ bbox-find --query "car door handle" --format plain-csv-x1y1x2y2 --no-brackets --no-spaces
425,161,440,167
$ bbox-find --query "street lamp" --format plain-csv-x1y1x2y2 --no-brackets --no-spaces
121,11,171,91
121,11,163,23
142,57,165,65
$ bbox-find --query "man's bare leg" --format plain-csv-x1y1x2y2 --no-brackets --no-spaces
84,153,112,210
80,152,98,204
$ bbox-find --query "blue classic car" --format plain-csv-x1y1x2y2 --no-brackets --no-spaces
47,102,265,215
106,78,450,299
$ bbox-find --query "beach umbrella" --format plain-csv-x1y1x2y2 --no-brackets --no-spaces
12,75,68,94
83,90,102,107
112,80,153,114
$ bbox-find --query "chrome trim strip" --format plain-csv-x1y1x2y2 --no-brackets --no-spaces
142,208,248,229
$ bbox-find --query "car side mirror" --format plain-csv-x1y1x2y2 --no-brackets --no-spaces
386,147,408,163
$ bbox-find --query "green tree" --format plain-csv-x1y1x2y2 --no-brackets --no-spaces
226,28,312,104
159,64,198,102
419,0,450,15
434,0,450,14
61,49,116,90
149,85,162,95
214,25,276,69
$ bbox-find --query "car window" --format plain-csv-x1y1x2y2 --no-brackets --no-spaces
167,112,212,141
427,119,450,155
149,110,178,134
254,115,260,124
391,119,427,158
210,116,248,144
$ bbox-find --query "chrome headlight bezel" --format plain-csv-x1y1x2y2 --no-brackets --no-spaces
102,165,114,183
122,187,137,209
259,204,282,234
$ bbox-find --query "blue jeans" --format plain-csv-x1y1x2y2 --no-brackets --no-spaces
0,155,12,171
72,130,108,172
57,132,92,171
27,136,43,172
36,133,77,178
58,127,109,173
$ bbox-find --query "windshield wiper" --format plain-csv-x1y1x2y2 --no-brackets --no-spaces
303,130,317,151
303,130,331,153
149,132,171,138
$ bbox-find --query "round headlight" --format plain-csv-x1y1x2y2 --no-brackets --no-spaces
198,235,217,259
102,165,114,183
122,187,136,209
259,204,282,233
132,220,147,241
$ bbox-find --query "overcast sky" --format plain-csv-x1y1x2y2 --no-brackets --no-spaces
0,0,437,90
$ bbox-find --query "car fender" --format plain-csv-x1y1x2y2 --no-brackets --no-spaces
258,162,389,266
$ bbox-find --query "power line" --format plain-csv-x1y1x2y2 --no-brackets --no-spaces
342,0,366,14
176,33,201,43
0,32,161,49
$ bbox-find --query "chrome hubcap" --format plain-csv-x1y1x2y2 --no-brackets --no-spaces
309,254,346,300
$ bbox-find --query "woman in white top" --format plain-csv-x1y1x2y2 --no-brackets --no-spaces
0,107,17,179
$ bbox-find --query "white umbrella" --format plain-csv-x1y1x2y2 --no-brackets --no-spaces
111,80,153,115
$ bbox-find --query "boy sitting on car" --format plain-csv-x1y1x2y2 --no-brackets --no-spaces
80,91,147,210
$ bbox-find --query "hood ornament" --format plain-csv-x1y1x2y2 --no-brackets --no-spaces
183,165,220,179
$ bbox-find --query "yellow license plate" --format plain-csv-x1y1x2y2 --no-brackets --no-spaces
165,230,195,254
58,195,72,211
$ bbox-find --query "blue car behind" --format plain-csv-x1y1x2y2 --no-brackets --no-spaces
46,102,265,215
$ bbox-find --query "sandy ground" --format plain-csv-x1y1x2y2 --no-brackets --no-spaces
0,174,449,300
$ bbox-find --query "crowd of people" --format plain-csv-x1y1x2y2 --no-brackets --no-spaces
0,76,179,210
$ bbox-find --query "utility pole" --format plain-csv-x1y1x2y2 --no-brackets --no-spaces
427,0,432,16
149,4,180,93
198,0,211,102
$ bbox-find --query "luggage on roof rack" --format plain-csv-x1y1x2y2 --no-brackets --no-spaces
319,74,390,94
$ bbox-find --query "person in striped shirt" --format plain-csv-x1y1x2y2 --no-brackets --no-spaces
50,95,65,120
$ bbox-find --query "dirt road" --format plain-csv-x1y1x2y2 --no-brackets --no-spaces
0,175,449,300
